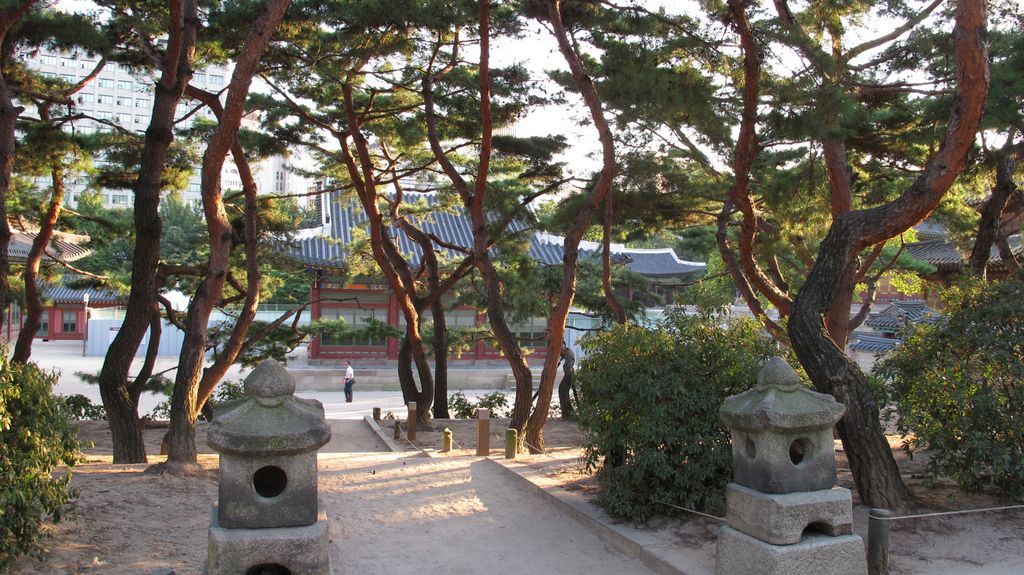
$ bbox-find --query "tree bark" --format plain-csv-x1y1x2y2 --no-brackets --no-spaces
13,138,64,363
417,2,536,436
524,0,617,453
163,0,292,471
789,0,988,509
97,0,199,464
601,191,627,323
430,286,449,419
968,148,1017,276
0,0,36,337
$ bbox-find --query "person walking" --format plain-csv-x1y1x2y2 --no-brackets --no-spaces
343,360,355,403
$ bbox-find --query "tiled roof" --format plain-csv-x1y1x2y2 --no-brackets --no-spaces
905,232,1021,271
42,278,122,304
291,192,706,279
8,229,92,263
866,300,942,331
913,220,948,241
849,333,899,354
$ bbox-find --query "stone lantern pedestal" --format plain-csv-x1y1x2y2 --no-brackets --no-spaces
204,360,334,575
715,357,866,575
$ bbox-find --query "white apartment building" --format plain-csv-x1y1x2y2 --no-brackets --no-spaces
18,49,310,208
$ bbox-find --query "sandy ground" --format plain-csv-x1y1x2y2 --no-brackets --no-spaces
13,417,1024,575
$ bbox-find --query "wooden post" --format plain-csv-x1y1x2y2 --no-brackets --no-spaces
867,508,891,575
407,402,417,442
441,428,453,452
504,428,517,459
476,408,490,456
372,407,381,421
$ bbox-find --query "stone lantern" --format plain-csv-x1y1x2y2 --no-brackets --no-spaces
715,357,865,575
204,360,334,575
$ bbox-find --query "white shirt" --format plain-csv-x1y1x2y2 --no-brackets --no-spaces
345,365,354,381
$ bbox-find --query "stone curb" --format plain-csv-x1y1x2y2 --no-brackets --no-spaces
362,416,411,454
484,457,712,575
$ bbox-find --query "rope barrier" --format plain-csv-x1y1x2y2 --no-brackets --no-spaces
522,439,560,461
868,503,1024,522
653,499,727,522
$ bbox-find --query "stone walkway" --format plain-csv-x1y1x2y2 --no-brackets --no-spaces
318,420,662,574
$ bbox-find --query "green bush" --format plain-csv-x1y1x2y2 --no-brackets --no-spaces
875,279,1024,501
576,310,777,522
0,357,82,572
58,394,107,421
447,390,510,419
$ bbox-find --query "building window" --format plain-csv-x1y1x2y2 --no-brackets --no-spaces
135,98,150,107
111,194,130,205
134,82,149,93
135,115,146,124
188,182,201,193
116,96,132,106
60,74,75,83
98,77,113,88
117,112,131,124
96,94,113,105
116,80,132,91
95,111,113,121
78,93,94,103
62,311,77,333
36,314,49,336
194,72,206,83
61,57,76,67
209,75,223,86
40,54,58,65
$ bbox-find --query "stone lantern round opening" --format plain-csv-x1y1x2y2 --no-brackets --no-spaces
719,356,845,494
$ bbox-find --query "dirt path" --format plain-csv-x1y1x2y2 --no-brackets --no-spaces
15,420,656,575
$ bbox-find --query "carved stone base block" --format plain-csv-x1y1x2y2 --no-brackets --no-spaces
725,483,853,545
205,504,332,575
715,526,866,575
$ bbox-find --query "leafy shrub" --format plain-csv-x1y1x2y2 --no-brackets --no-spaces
875,279,1024,501
476,391,510,417
448,391,475,419
58,394,107,421
0,357,82,572
447,390,510,419
576,310,776,522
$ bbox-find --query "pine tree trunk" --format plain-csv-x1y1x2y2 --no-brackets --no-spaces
0,2,34,336
163,0,292,471
477,254,533,434
97,0,198,463
13,159,64,363
969,150,1016,276
431,298,450,419
789,222,913,509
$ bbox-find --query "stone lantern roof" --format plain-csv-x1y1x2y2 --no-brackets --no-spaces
720,357,845,433
207,360,331,457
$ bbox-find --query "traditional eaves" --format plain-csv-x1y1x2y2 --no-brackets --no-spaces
43,280,122,305
848,333,900,354
866,299,942,331
290,192,706,280
8,229,93,264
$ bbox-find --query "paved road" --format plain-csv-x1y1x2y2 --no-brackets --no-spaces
27,339,501,418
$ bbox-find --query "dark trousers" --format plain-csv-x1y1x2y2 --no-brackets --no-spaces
344,380,354,402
